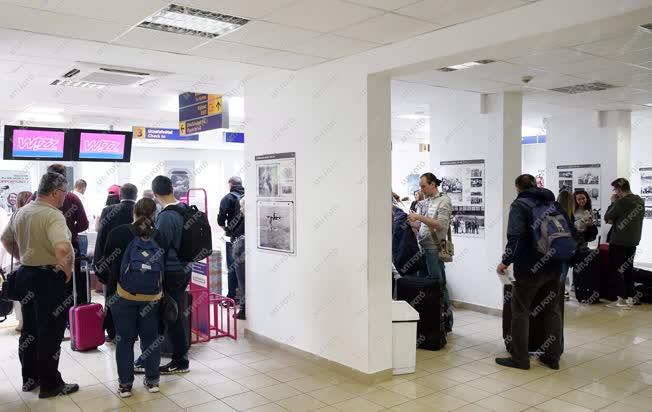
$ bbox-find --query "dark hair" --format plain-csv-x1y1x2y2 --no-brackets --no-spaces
105,194,120,206
120,183,138,201
74,179,87,190
38,172,67,196
515,174,536,191
47,163,66,176
152,175,173,196
611,177,631,192
574,189,592,211
420,172,442,187
16,191,33,208
132,198,157,237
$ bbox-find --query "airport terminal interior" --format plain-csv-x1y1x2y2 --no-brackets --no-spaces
2,0,652,411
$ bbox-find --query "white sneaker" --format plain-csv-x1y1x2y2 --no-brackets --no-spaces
606,298,632,310
625,297,635,307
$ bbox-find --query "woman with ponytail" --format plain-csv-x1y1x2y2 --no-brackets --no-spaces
103,198,164,398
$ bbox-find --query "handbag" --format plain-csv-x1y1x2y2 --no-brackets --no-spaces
0,271,15,321
584,225,598,243
0,214,20,302
432,225,455,263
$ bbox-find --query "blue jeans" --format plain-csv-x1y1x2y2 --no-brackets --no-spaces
110,297,161,386
419,248,453,332
226,241,238,300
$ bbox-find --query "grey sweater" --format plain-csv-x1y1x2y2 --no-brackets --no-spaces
605,194,645,247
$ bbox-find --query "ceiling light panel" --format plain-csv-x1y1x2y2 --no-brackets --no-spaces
138,4,249,39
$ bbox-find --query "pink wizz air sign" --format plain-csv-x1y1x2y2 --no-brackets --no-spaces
79,132,125,160
12,129,65,158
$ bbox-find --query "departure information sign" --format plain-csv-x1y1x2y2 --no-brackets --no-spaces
178,93,228,135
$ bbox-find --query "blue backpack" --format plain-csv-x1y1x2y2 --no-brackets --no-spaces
119,229,165,296
518,198,577,263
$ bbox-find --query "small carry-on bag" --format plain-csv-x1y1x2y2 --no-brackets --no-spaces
69,255,105,351
597,242,618,302
160,291,193,357
396,276,446,351
573,247,602,304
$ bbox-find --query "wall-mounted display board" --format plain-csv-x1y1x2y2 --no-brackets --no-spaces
0,170,31,214
641,167,652,219
440,159,485,238
255,152,296,254
165,161,195,200
557,164,602,226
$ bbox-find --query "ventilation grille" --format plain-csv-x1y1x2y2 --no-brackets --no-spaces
550,82,617,94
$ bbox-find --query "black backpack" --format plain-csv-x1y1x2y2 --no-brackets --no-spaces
392,209,423,276
165,204,212,262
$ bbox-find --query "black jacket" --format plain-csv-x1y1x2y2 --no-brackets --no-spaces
501,187,566,278
217,184,245,239
94,200,135,281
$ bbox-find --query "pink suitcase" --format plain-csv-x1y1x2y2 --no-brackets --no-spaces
69,256,105,351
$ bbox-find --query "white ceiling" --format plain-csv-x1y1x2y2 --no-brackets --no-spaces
395,25,652,128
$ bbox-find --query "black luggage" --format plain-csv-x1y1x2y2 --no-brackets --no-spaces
396,276,446,351
160,291,193,357
502,284,564,354
573,248,602,304
634,268,652,303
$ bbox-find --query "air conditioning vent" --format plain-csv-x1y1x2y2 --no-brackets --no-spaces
50,63,169,89
550,82,617,94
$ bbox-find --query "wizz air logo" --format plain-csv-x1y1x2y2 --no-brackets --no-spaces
82,140,120,153
17,137,60,152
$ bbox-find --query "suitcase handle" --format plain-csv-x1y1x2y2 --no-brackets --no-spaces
72,253,91,307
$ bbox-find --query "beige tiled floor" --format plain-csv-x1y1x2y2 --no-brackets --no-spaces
1,300,652,411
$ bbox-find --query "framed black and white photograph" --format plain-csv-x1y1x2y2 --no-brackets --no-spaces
470,191,482,197
258,164,279,198
257,201,295,254
559,180,573,192
451,206,485,238
470,197,483,205
442,177,462,193
470,168,483,178
640,168,652,219
577,172,599,185
559,171,573,179
165,161,195,200
470,178,483,188
281,185,293,195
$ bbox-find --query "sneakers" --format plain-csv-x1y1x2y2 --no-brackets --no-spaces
606,298,632,310
134,359,145,374
39,383,79,399
495,357,530,370
144,380,159,393
236,310,246,320
564,291,570,301
159,360,190,375
118,384,132,398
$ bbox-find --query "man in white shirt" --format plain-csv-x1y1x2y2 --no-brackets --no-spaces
72,179,93,257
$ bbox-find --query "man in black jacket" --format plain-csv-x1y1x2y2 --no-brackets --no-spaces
495,174,565,371
217,177,245,312
94,183,137,342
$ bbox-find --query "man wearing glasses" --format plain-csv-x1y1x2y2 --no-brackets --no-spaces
1,172,79,398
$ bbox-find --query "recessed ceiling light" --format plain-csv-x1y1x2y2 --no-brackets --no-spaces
138,4,249,39
397,114,430,120
436,59,496,72
644,103,652,107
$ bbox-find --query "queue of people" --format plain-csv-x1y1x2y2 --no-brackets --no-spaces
0,166,247,399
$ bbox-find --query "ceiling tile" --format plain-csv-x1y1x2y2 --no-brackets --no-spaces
114,27,208,54
193,40,276,62
264,0,382,33
508,48,595,71
218,20,321,49
283,34,379,59
0,5,131,42
251,50,326,70
552,57,647,76
576,65,652,86
345,0,421,11
335,13,439,44
0,59,21,74
397,71,509,93
572,30,652,57
175,0,298,19
395,0,524,26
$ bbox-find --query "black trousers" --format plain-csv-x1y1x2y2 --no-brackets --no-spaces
67,240,87,305
609,244,637,299
510,271,563,365
165,272,191,362
16,267,70,392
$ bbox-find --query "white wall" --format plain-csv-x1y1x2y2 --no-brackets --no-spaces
391,142,429,199
522,143,546,178
630,115,652,266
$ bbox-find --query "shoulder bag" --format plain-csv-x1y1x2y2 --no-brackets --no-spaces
0,213,20,302
428,196,455,263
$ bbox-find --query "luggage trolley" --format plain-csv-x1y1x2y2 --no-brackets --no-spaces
185,188,237,344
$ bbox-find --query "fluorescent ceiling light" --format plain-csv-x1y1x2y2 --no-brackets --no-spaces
644,103,652,107
51,79,106,89
139,4,248,39
437,59,495,72
397,114,430,120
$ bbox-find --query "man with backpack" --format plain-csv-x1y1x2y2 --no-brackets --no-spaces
139,176,196,374
217,177,245,314
496,174,575,371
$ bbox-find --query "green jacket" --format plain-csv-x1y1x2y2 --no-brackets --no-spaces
605,194,645,247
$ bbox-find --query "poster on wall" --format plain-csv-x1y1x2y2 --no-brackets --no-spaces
164,161,195,200
406,174,420,196
0,170,31,214
439,159,485,238
641,167,652,219
557,163,602,226
255,152,296,254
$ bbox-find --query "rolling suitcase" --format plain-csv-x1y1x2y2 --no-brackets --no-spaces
69,255,105,351
160,291,193,357
503,284,564,354
396,276,446,351
573,248,601,304
634,268,652,303
598,242,618,302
